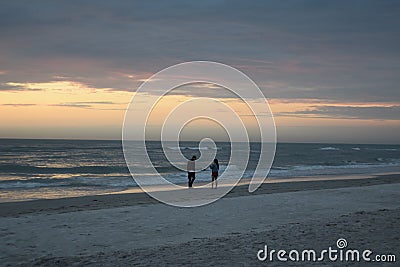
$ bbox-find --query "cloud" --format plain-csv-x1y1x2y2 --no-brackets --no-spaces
278,105,400,120
51,101,118,108
1,103,37,107
0,80,126,93
0,82,42,91
1,102,120,109
0,0,399,103
51,104,89,108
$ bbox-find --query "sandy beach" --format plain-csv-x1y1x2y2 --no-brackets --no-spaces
1,173,399,266
2,0,400,265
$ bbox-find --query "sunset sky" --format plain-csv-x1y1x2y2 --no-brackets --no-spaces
1,1,399,143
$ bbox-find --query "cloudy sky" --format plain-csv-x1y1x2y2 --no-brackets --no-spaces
0,0,399,143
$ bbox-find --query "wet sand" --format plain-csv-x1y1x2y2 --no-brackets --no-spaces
1,173,399,217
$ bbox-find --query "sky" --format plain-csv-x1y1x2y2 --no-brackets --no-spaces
0,0,399,143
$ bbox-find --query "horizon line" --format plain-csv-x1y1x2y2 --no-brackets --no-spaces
0,137,399,146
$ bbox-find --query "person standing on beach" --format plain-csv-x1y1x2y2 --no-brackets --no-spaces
187,155,196,188
210,158,219,189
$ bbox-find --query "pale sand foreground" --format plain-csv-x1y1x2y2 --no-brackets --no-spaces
1,174,399,266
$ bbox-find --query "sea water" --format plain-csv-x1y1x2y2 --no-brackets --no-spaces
0,139,399,202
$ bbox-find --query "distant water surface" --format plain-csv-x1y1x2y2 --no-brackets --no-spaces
0,139,399,202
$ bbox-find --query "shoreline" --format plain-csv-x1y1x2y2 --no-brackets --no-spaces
1,172,399,217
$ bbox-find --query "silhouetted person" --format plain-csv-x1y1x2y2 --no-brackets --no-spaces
210,158,219,188
187,155,196,188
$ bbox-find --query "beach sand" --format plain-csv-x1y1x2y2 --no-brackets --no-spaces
1,173,399,266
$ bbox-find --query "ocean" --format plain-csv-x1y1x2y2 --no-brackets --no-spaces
0,139,399,202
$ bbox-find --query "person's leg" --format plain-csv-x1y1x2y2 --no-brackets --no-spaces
188,172,195,187
212,173,217,188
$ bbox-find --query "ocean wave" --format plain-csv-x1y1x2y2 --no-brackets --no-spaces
1,160,400,190
0,176,135,189
0,146,122,154
318,147,340,151
270,161,400,174
366,148,398,151
167,146,220,150
0,164,129,174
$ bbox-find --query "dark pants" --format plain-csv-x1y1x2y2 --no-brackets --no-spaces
188,172,195,187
